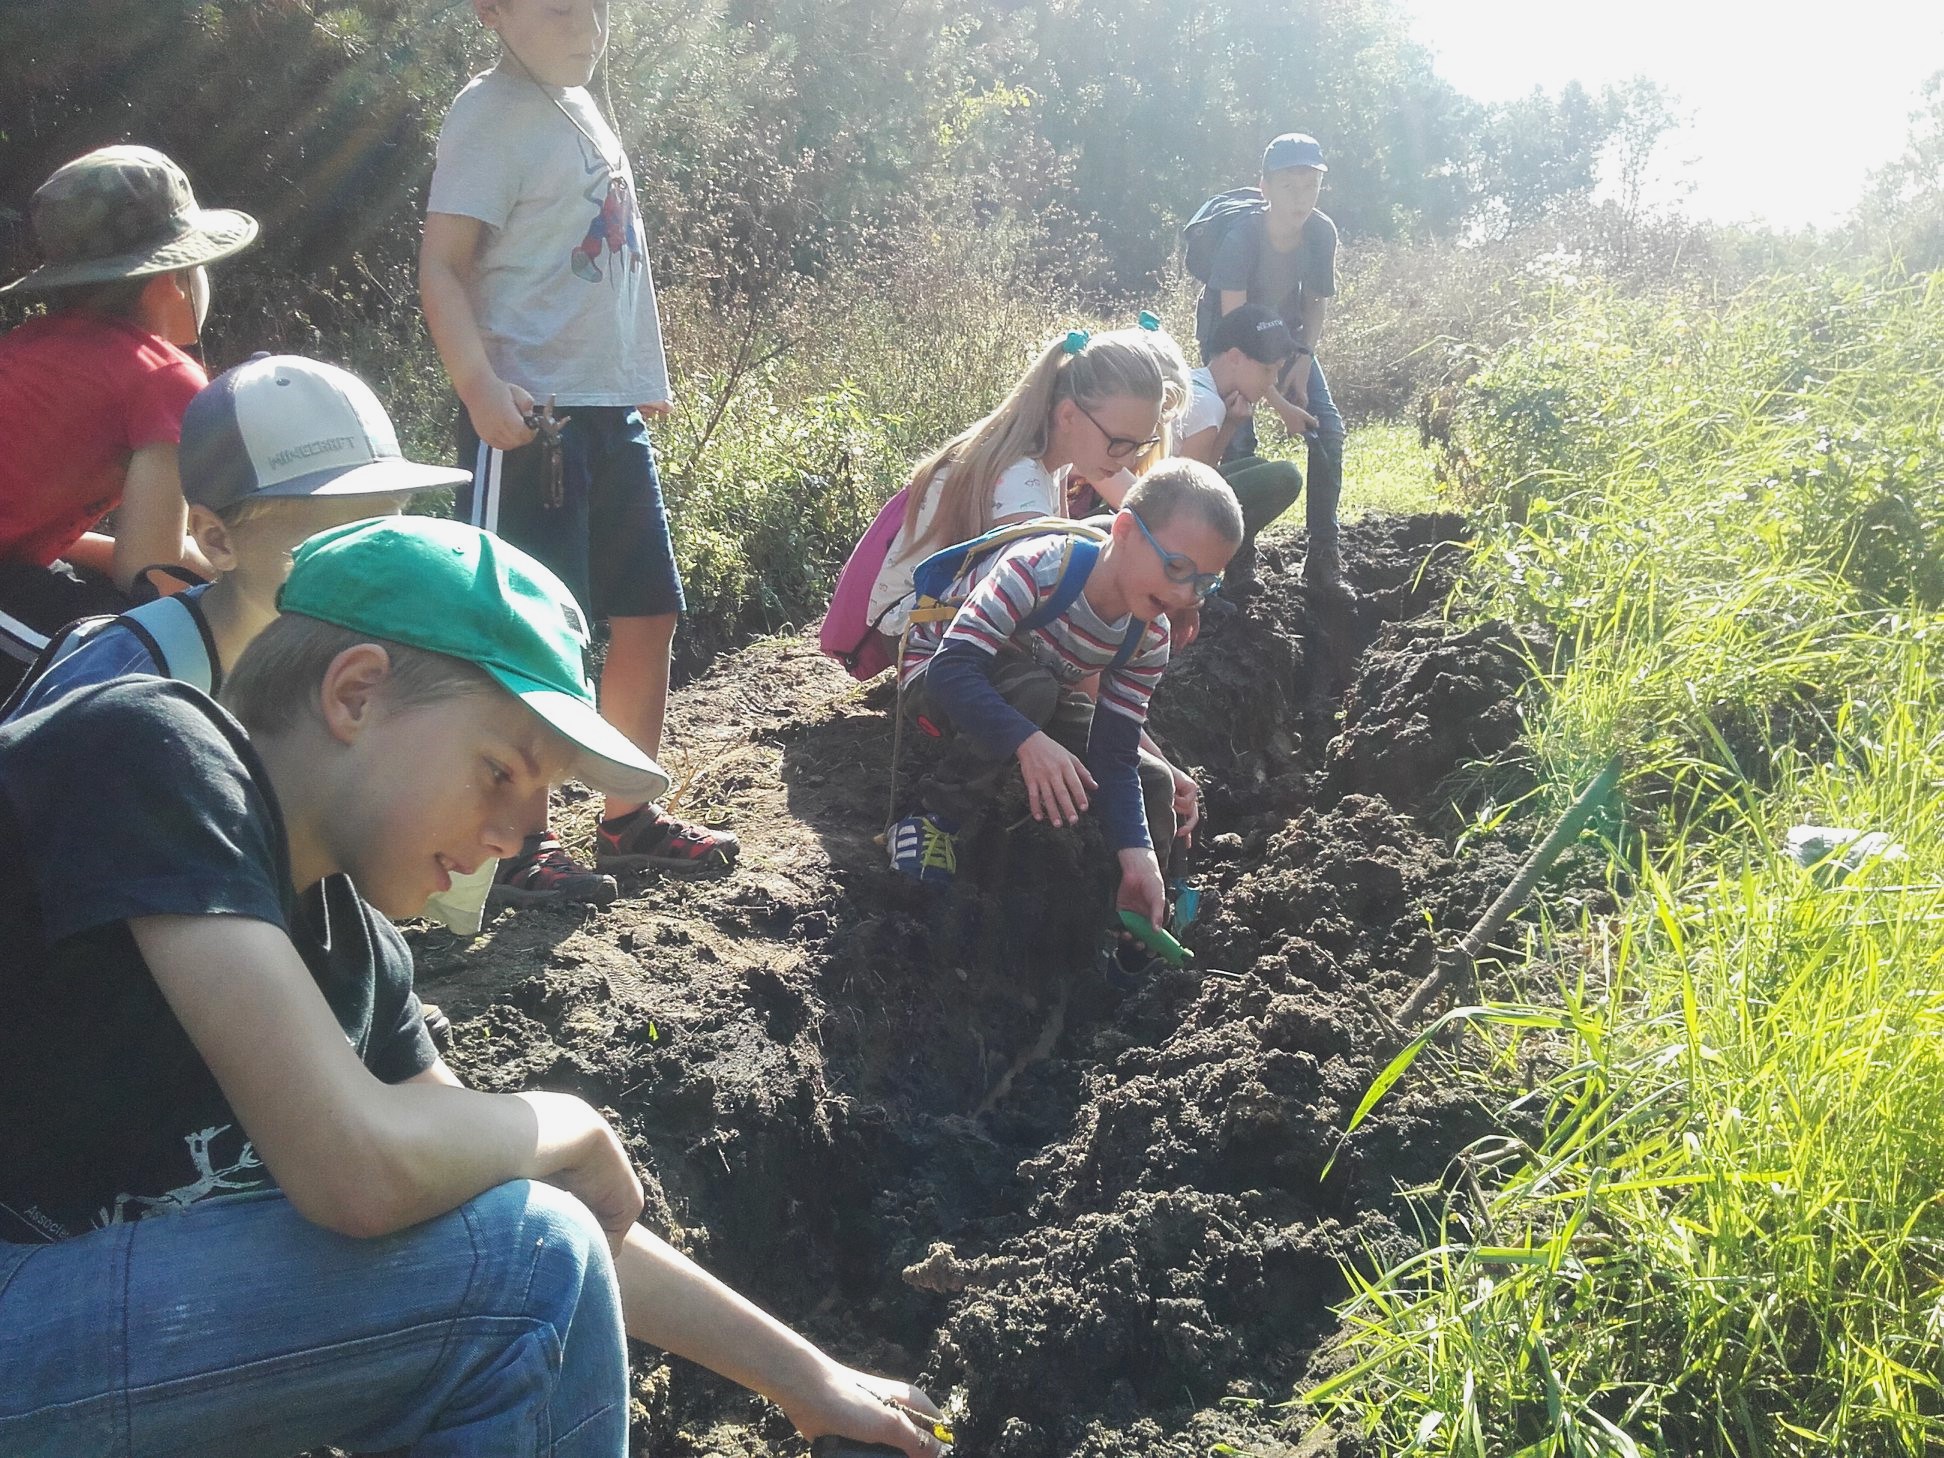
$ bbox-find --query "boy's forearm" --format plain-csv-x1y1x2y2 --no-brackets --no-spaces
110,443,192,594
1300,295,1329,353
326,1083,624,1237
419,253,500,405
616,1223,825,1393
927,646,1038,758
1085,710,1149,851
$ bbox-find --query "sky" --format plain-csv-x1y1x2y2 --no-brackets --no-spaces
1394,0,1944,230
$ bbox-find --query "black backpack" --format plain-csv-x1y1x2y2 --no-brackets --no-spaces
1182,186,1268,285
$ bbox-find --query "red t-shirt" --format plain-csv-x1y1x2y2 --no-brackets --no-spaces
0,314,207,566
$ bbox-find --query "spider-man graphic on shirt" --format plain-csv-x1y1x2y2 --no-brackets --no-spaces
570,171,643,284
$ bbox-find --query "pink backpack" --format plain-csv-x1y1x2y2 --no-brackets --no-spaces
819,486,909,680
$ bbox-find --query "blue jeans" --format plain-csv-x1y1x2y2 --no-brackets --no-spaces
0,1181,627,1458
1223,354,1346,542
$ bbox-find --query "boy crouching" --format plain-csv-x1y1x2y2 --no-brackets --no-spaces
0,517,941,1457
890,461,1242,926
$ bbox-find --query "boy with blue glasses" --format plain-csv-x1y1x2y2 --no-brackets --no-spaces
889,461,1241,925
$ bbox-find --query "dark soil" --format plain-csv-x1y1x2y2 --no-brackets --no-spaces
414,510,1572,1457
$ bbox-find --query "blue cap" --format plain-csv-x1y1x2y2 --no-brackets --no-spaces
1263,133,1328,174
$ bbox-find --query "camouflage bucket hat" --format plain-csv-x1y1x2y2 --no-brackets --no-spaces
0,144,259,295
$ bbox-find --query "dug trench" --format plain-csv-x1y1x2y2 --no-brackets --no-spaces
410,510,1589,1457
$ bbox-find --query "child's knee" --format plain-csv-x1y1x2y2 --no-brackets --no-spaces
995,662,1061,728
1137,756,1177,843
467,1180,618,1313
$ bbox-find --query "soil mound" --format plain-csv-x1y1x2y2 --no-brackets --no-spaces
417,511,1552,1456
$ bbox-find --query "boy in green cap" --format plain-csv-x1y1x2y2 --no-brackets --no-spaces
0,517,942,1457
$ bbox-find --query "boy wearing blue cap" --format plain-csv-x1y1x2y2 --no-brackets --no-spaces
0,517,942,1457
1195,132,1352,596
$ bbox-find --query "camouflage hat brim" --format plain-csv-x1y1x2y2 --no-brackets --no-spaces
0,206,259,295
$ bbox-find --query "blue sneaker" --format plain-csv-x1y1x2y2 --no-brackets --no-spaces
889,813,958,886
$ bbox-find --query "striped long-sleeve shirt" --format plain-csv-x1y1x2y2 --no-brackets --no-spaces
902,534,1171,850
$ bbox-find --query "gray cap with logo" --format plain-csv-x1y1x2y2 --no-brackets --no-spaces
180,355,472,512
1,144,259,295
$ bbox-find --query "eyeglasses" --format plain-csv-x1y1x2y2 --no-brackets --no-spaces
1128,509,1223,599
1075,399,1163,461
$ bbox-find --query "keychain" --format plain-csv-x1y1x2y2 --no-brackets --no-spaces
523,395,571,509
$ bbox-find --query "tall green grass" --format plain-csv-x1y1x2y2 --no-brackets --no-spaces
1302,269,1944,1455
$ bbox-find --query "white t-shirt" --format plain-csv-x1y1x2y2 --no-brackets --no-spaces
1173,366,1228,448
428,68,670,407
867,455,1068,636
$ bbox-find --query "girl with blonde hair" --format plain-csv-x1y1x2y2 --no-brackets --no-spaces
865,320,1190,638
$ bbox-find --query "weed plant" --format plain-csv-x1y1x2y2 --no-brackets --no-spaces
1302,268,1944,1455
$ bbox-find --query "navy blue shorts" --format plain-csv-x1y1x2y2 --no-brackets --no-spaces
457,406,685,622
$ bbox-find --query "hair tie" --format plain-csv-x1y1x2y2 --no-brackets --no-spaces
1063,330,1091,356
1136,310,1161,332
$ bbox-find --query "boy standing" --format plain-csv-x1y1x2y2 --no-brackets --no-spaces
1197,132,1352,595
0,517,941,1457
0,145,258,668
889,464,1242,925
421,0,737,911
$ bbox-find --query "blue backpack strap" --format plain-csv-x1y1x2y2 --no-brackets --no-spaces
1107,619,1146,673
1017,537,1097,633
120,593,217,694
1018,538,1147,673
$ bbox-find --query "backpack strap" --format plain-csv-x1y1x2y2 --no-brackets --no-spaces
0,615,106,720
120,593,218,694
1107,619,1146,673
1016,538,1091,633
1,594,217,721
1019,537,1148,675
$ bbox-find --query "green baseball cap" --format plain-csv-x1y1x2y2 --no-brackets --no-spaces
280,516,671,804
1,144,259,295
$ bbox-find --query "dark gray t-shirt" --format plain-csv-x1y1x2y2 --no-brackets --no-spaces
0,678,436,1243
1200,207,1338,347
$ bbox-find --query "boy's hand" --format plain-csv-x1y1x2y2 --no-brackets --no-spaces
465,377,539,452
780,1360,946,1458
1172,601,1201,649
518,1090,646,1252
1170,764,1201,845
1280,402,1320,435
638,399,675,420
1017,730,1096,827
1116,847,1167,927
1222,387,1256,423
1092,466,1137,509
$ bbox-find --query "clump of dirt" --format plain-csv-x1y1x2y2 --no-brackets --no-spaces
417,511,1566,1457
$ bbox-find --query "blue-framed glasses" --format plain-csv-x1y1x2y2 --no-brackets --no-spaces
1128,509,1223,599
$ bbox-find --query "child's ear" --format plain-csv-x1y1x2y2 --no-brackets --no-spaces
189,506,237,573
317,644,395,746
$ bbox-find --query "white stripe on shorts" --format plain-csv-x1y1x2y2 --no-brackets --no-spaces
470,438,504,535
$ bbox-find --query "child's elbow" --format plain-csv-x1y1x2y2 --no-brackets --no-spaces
278,1164,415,1239
275,1126,436,1239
